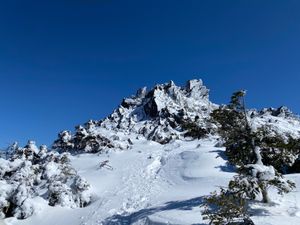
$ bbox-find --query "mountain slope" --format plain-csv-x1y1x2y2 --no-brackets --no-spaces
5,137,300,225
3,79,300,225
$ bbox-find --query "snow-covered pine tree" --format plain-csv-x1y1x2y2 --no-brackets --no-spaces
52,121,133,154
203,90,295,224
256,126,300,174
212,91,300,173
181,116,208,139
229,160,295,204
52,130,74,152
211,90,256,166
0,141,92,220
202,188,253,225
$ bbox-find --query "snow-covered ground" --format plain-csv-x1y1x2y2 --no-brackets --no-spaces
4,137,300,225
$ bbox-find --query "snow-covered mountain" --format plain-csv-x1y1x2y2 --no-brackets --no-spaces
52,79,300,154
52,79,217,152
100,79,216,136
2,79,300,225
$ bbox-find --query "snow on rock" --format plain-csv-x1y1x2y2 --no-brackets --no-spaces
51,80,216,152
25,141,39,155
250,107,300,139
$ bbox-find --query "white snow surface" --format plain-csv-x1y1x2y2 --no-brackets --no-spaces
4,137,300,225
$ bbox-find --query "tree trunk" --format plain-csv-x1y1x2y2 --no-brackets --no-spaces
261,185,270,203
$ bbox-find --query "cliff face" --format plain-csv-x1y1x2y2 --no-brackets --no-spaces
99,79,216,143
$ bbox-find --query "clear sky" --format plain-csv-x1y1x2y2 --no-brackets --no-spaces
1,0,300,147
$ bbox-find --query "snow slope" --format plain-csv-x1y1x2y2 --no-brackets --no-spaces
4,136,300,225
3,79,300,225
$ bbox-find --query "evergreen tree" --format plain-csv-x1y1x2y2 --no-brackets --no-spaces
211,90,256,166
202,188,253,225
230,159,295,203
212,91,300,173
203,90,296,224
181,116,208,139
256,127,300,174
0,142,92,219
52,131,74,152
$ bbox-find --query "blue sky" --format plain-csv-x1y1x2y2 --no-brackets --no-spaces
1,0,300,147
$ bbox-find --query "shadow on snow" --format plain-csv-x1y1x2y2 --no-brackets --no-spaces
209,149,236,173
102,196,205,225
